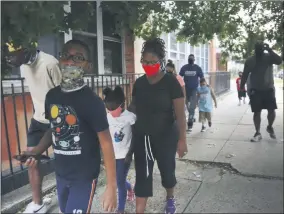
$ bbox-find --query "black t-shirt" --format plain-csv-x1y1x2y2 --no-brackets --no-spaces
132,73,184,136
45,86,109,181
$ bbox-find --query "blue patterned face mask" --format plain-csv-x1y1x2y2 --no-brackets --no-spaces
60,65,85,92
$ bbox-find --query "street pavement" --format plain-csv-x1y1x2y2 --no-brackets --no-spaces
9,80,283,213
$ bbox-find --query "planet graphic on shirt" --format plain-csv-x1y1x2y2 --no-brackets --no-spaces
50,105,81,149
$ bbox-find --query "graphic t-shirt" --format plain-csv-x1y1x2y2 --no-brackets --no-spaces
197,85,213,112
132,73,184,136
45,86,109,181
107,110,136,159
179,64,204,91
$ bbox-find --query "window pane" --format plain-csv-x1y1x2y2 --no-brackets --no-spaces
104,40,122,74
170,33,177,51
205,59,209,73
195,46,200,57
205,45,209,59
170,52,177,59
179,43,185,53
190,45,194,55
201,44,205,58
196,57,200,66
180,54,185,60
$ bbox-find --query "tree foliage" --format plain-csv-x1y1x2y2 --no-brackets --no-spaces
1,1,283,60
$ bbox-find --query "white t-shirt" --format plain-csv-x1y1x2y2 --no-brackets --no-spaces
21,51,62,124
107,110,136,159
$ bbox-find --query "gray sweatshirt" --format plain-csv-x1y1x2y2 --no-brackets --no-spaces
241,50,282,90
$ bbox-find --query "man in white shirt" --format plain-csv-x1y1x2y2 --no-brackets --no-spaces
6,46,62,213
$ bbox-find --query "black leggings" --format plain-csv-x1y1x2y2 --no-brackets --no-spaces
133,124,178,197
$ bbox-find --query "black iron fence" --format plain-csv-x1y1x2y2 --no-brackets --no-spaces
1,72,230,195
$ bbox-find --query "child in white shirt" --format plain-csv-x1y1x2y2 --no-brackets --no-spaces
103,86,136,213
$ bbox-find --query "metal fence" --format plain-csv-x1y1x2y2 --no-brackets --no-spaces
1,72,230,195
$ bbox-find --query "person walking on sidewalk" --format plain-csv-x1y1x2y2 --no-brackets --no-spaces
241,41,282,142
179,54,204,132
129,38,187,214
236,72,247,106
103,86,136,213
5,46,62,213
166,59,186,98
21,40,117,213
197,78,217,132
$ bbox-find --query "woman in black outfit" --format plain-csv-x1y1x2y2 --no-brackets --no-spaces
129,38,187,214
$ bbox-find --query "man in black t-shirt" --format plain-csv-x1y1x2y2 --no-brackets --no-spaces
21,40,117,213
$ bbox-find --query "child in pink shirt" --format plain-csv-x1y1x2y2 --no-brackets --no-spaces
166,60,186,97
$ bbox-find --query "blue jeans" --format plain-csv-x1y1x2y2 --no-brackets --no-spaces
116,159,132,212
186,88,197,125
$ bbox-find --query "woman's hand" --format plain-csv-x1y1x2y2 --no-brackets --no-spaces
177,139,188,158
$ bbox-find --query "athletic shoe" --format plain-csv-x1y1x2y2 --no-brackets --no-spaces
23,198,51,213
208,121,212,127
267,126,276,139
250,133,262,142
165,197,176,214
201,126,206,132
127,188,135,201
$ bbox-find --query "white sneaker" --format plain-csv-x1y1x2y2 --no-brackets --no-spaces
23,198,52,213
250,133,262,142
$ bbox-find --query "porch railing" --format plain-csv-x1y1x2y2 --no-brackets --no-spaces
1,72,230,195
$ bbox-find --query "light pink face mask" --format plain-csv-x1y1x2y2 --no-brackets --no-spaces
108,104,123,118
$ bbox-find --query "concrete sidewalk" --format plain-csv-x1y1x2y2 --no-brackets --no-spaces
4,84,283,213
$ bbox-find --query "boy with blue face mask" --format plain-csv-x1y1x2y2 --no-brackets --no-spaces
197,78,217,132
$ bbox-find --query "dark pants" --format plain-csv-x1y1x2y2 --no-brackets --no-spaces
116,159,132,211
134,123,178,197
238,91,246,99
27,118,49,147
250,88,277,112
186,88,197,126
56,176,97,213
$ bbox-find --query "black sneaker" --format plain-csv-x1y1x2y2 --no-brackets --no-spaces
251,133,262,142
208,121,212,127
267,126,276,139
201,126,206,132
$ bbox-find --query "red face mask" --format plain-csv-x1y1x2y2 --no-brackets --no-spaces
142,63,160,77
108,105,123,118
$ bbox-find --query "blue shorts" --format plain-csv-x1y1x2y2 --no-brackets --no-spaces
56,176,97,213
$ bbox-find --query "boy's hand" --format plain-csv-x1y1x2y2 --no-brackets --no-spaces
18,151,38,168
102,185,117,212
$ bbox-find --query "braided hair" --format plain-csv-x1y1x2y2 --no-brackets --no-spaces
103,86,125,110
141,38,167,71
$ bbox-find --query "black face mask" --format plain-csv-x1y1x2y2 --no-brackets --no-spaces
188,59,194,64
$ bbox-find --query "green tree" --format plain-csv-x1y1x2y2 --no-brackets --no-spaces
1,1,283,60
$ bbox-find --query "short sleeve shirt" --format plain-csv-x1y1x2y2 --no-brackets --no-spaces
45,86,109,181
132,73,184,136
107,110,136,159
